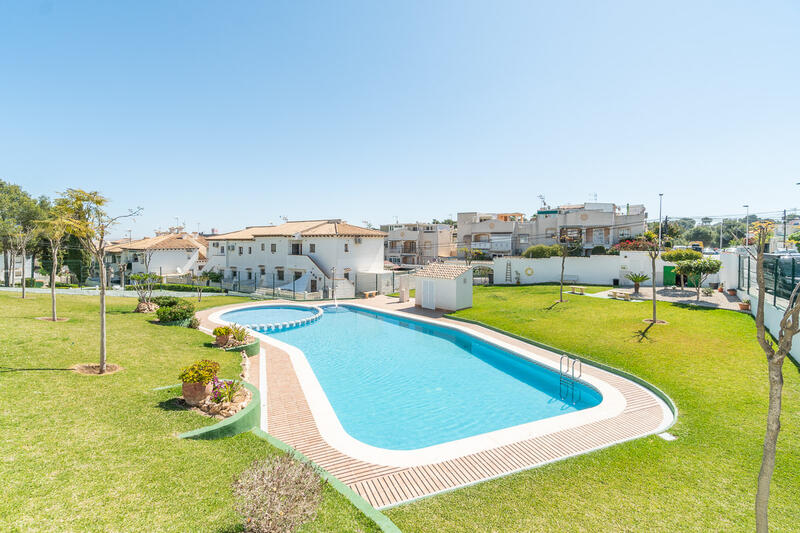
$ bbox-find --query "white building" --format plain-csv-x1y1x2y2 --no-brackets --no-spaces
413,263,473,311
458,203,647,258
204,219,387,297
380,222,455,266
106,229,208,278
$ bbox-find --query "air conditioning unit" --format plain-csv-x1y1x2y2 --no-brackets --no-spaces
354,237,363,244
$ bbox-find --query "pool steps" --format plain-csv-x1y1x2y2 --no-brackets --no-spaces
243,306,324,333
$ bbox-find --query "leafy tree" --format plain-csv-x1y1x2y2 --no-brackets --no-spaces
459,247,487,265
190,271,209,301
59,189,141,373
129,272,160,306
36,203,71,320
685,226,716,247
674,258,722,301
749,221,799,532
662,249,703,291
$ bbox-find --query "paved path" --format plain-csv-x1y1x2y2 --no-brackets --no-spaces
196,297,672,509
591,286,743,310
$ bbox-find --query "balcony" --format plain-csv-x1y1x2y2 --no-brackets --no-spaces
471,241,511,252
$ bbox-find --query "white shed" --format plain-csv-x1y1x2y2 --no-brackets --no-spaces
413,263,473,312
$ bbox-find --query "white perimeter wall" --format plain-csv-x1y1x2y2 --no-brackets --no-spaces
741,288,800,365
492,251,722,287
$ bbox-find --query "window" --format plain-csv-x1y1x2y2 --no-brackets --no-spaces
277,269,284,281
212,242,218,248
293,271,302,280
270,243,276,253
620,228,631,239
344,272,350,280
260,243,265,251
248,246,252,254
238,247,243,255
260,267,265,275
309,244,315,253
344,243,349,252
291,243,302,255
247,271,252,280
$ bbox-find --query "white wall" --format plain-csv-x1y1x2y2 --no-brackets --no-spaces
128,249,203,276
492,251,723,287
742,289,800,364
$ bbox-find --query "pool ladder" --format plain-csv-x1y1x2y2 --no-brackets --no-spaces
559,355,582,404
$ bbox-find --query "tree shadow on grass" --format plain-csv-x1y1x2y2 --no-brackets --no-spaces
631,322,654,343
0,366,72,373
544,300,567,311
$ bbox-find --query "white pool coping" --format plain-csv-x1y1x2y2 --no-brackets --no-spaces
208,302,673,468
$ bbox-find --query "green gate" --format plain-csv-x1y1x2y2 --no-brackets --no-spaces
663,266,676,286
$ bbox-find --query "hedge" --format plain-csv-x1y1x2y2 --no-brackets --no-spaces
125,283,224,293
156,300,196,323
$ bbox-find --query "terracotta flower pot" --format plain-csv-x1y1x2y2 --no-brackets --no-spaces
727,289,737,296
738,303,751,311
215,334,230,346
182,382,212,406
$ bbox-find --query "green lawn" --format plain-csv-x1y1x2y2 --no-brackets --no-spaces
386,285,800,532
0,293,380,532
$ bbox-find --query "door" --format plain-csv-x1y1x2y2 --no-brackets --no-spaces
663,266,676,286
422,280,436,310
310,279,317,292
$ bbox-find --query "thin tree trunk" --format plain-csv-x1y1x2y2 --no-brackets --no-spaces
559,252,566,302
3,248,8,286
651,253,657,323
21,245,26,299
10,250,16,287
99,262,107,374
756,358,784,533
30,250,36,286
50,241,59,321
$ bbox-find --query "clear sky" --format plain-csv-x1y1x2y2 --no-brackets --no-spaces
2,1,798,238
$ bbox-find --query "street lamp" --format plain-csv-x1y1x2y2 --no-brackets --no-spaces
657,193,663,249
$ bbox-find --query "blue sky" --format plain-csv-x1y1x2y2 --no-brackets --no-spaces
1,1,798,238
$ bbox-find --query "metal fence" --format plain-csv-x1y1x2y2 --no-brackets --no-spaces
739,253,796,309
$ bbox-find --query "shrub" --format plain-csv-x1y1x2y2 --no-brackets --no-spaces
609,239,657,254
178,359,220,384
521,244,561,258
230,324,249,342
156,300,195,323
211,376,242,403
189,317,200,329
590,245,606,255
232,453,323,533
205,271,223,282
661,249,703,262
151,296,179,307
213,326,233,337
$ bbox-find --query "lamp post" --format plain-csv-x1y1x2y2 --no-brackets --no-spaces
657,193,664,249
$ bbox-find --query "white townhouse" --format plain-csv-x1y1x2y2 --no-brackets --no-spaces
458,203,648,257
204,220,387,297
105,228,208,278
380,222,456,266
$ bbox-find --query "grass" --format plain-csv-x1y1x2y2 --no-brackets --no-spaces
0,292,380,532
386,289,415,298
386,285,800,532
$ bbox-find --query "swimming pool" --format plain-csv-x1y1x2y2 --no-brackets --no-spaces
247,305,602,450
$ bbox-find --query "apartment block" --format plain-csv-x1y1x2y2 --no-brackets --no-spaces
381,222,456,266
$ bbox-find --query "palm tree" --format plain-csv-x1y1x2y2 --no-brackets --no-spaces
625,272,650,295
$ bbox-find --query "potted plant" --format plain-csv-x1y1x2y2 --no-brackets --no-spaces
213,326,232,346
739,298,751,311
178,359,220,406
728,288,737,296
718,284,724,293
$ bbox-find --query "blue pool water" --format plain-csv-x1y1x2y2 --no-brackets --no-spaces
221,306,317,325
264,305,602,450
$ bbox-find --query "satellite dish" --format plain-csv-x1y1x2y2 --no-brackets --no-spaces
176,267,183,274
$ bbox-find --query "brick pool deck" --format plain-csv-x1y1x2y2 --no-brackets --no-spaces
196,297,672,509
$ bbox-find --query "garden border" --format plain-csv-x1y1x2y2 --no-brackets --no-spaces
222,339,260,356
176,381,261,440
444,314,678,427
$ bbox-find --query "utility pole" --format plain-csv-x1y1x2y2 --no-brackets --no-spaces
743,204,750,245
783,209,787,249
719,217,723,250
657,193,664,249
